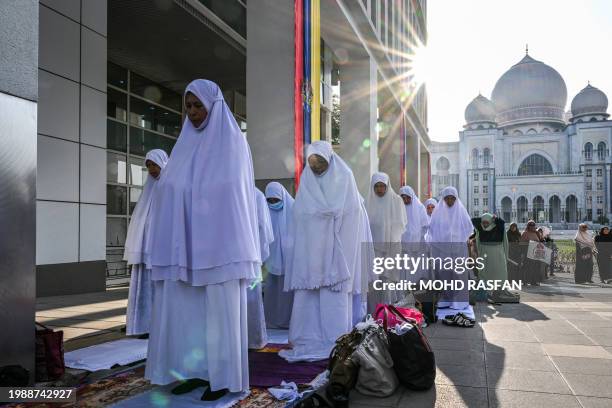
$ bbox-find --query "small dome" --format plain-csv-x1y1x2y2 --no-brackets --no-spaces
571,84,608,118
491,54,567,126
465,94,496,124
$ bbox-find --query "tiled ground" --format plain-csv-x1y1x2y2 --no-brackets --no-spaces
37,274,612,407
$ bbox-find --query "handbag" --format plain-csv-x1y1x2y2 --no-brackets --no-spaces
326,329,363,407
380,305,436,390
352,326,399,397
374,303,424,326
35,322,65,381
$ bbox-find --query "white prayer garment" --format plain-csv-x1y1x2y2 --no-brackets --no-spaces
424,197,437,242
247,189,274,349
365,172,407,307
144,79,259,393
124,149,168,336
353,197,375,325
399,185,429,244
280,141,364,362
399,185,430,284
263,182,295,329
428,186,474,311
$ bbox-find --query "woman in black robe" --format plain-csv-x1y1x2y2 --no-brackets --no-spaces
520,220,545,285
507,223,522,283
595,227,612,283
574,223,596,284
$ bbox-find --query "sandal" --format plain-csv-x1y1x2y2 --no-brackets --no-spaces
442,313,475,328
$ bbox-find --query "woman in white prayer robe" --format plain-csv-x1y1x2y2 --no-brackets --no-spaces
248,189,274,349
428,187,475,320
399,185,430,284
124,149,168,337
280,141,364,362
366,172,407,309
144,80,260,400
424,198,437,242
263,182,295,329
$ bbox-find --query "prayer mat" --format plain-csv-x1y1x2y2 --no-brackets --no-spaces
249,348,328,388
230,387,286,408
1,366,153,408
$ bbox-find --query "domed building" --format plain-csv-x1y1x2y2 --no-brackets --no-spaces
430,51,612,226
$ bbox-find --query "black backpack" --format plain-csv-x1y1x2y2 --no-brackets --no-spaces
381,305,436,390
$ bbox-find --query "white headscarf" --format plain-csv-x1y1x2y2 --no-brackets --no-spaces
424,198,437,212
575,223,597,253
123,149,168,265
365,172,407,244
399,185,429,243
284,141,363,292
264,182,294,276
256,188,274,263
147,79,260,286
428,186,473,243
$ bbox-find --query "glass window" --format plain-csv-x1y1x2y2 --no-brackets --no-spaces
597,182,603,190
587,182,592,191
483,198,489,206
483,173,488,181
483,185,488,194
130,71,182,112
129,157,148,186
129,97,181,137
108,62,127,90
107,152,127,184
107,88,128,121
198,0,246,37
517,154,553,176
107,185,127,215
107,119,127,152
585,142,593,160
129,187,142,214
473,173,479,181
129,126,175,157
598,142,606,160
107,217,127,246
587,169,592,177
474,186,479,194
473,210,479,217
597,196,603,204
597,168,603,177
474,198,479,206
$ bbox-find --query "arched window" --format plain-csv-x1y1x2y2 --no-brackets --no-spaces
590,117,599,122
436,156,450,172
597,142,606,160
471,148,479,167
533,196,545,222
483,148,491,166
501,197,512,221
513,130,523,136
517,196,528,223
584,142,593,160
517,154,553,176
541,128,551,133
527,128,537,134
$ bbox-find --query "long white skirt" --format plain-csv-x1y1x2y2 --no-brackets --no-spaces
263,274,293,329
247,282,268,349
279,288,351,362
145,279,249,393
126,264,153,336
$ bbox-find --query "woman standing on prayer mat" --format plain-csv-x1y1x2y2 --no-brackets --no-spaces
248,188,274,349
575,223,597,284
280,141,364,362
263,182,295,329
366,172,407,309
424,198,437,242
144,80,259,401
428,187,475,325
123,149,168,338
595,227,612,283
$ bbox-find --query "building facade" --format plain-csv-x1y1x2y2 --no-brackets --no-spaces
431,52,611,227
0,0,430,298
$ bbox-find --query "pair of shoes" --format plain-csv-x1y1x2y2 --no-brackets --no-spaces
201,388,229,401
171,378,209,395
442,313,475,328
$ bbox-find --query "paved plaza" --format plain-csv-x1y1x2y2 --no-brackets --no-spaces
37,274,612,407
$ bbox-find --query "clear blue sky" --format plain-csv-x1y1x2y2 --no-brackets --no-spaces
426,0,612,142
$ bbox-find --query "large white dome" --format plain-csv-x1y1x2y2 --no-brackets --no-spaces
491,54,567,127
571,84,608,119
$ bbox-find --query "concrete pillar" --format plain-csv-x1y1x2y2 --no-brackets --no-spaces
0,0,38,383
247,0,296,191
337,57,378,197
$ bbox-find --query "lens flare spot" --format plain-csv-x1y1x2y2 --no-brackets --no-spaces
362,139,371,148
150,391,170,407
